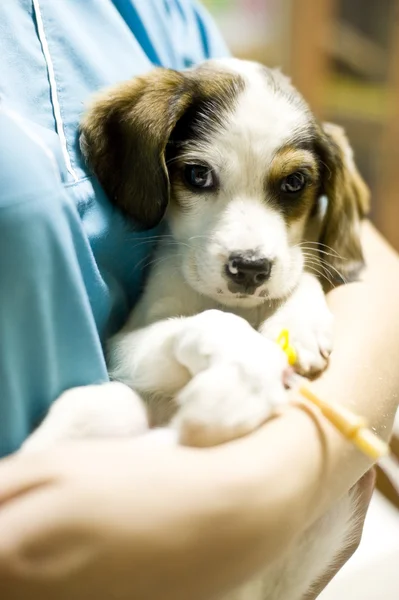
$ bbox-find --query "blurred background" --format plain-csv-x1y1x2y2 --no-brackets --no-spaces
204,0,399,252
204,2,399,598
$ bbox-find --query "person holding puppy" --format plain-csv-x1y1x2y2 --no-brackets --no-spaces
0,2,398,599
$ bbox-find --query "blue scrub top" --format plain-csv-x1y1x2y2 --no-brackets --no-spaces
0,0,229,455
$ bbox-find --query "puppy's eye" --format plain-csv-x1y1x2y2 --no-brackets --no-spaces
184,164,215,190
280,172,306,194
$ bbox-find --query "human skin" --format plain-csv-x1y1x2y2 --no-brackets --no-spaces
0,222,397,600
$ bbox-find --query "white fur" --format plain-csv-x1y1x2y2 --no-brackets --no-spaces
21,382,148,452
24,59,359,600
211,58,308,164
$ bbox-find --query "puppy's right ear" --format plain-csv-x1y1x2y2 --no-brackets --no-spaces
80,69,194,229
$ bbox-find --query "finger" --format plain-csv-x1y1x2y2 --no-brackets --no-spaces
0,452,58,506
304,468,376,599
0,438,144,506
0,482,84,570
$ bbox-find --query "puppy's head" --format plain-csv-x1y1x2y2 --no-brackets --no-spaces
81,59,369,308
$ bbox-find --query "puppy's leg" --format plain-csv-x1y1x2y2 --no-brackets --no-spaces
21,382,148,452
171,312,288,447
109,317,194,398
110,309,289,445
260,273,333,376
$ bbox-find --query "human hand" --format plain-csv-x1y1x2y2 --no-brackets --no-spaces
0,434,252,600
0,408,375,600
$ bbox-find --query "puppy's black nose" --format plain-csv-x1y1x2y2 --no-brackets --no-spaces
225,252,272,289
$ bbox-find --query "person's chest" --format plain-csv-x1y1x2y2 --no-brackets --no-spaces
0,0,207,183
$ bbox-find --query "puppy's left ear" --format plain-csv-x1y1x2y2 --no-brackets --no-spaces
316,122,370,284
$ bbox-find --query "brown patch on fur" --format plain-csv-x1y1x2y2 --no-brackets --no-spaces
267,146,320,222
80,67,244,229
316,122,370,283
269,147,319,179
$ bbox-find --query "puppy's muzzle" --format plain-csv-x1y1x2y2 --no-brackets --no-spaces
224,251,273,292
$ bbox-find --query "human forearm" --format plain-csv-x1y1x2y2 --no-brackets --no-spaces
0,223,397,600
128,222,399,590
312,221,399,489
210,222,399,546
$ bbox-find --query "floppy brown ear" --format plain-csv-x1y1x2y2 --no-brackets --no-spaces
316,122,370,284
80,69,194,229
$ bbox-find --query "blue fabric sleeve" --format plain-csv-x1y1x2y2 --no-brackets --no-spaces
0,0,230,457
0,111,109,456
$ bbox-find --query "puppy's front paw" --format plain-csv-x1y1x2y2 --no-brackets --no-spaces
262,306,334,377
173,330,288,447
21,382,148,452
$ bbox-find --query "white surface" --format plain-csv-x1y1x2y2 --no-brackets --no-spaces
319,491,399,599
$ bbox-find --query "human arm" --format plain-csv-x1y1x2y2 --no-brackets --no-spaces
227,221,399,525
0,223,397,600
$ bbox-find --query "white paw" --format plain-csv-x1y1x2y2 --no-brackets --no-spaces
172,310,288,447
21,382,148,452
262,305,334,377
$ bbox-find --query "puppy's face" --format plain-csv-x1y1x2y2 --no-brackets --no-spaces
81,59,369,307
165,60,320,307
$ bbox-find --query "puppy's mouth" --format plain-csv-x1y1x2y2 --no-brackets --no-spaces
225,282,270,298
222,287,270,298
216,286,270,302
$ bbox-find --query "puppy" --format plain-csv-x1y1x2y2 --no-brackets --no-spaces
24,59,370,599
